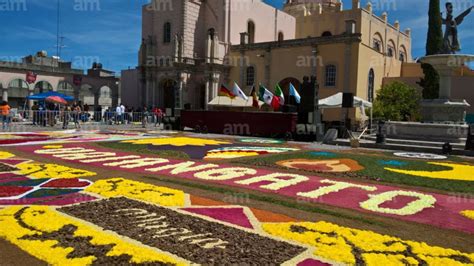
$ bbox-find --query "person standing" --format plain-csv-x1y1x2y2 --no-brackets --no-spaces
31,102,39,125
73,103,81,130
62,104,71,129
0,101,11,130
115,105,122,124
142,106,149,128
120,103,126,124
153,107,163,127
39,104,46,127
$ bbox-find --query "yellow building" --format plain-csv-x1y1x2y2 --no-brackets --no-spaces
228,0,412,123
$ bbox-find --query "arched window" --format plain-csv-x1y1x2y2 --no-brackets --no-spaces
399,52,406,62
99,86,112,107
368,69,375,102
248,21,255,44
278,32,284,41
322,31,332,37
325,65,337,87
246,66,255,86
58,81,74,96
34,81,53,94
399,45,407,62
208,28,215,40
387,40,396,57
8,79,29,89
373,40,382,52
99,86,110,97
8,79,29,99
373,33,384,53
387,47,394,57
163,22,171,43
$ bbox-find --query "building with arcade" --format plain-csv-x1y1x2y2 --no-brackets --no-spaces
0,51,119,110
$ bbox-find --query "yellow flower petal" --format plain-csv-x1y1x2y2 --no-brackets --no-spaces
461,210,474,220
386,162,474,181
123,137,230,147
0,151,15,159
16,162,96,179
86,178,186,207
0,206,185,265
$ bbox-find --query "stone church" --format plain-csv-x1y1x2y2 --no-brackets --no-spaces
121,0,412,122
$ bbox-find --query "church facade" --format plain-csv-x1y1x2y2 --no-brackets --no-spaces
122,0,413,122
124,0,294,113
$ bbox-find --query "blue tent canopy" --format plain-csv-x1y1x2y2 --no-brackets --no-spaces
26,91,75,101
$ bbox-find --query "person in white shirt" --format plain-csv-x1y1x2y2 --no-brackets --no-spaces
115,105,122,124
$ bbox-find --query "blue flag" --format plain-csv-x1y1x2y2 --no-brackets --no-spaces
289,83,301,104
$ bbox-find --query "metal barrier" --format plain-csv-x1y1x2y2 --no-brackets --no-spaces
4,111,164,127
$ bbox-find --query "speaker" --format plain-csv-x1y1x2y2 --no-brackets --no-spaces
466,125,474,151
342,93,354,108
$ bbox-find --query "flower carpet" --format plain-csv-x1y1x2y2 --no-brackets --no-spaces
236,150,474,194
15,144,474,234
0,153,96,206
120,136,299,160
0,130,159,146
1,133,474,265
0,150,473,266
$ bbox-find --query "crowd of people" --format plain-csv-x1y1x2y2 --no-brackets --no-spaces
104,104,164,128
0,100,166,131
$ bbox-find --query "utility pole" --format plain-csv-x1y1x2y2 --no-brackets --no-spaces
56,0,60,59
55,0,67,59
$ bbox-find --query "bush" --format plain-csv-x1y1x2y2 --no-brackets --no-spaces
373,82,421,121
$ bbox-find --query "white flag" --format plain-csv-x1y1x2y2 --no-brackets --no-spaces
232,82,249,101
259,84,274,105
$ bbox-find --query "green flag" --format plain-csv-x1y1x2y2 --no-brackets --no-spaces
274,84,285,105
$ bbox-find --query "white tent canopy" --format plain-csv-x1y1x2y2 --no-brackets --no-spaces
208,96,264,107
318,92,373,109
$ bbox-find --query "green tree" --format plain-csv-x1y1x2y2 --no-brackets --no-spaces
426,0,443,55
419,0,443,99
373,82,422,121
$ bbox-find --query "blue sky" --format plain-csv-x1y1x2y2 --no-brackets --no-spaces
0,0,473,74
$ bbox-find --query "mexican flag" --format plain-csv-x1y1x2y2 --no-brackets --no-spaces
259,84,273,105
272,84,285,110
275,84,285,105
